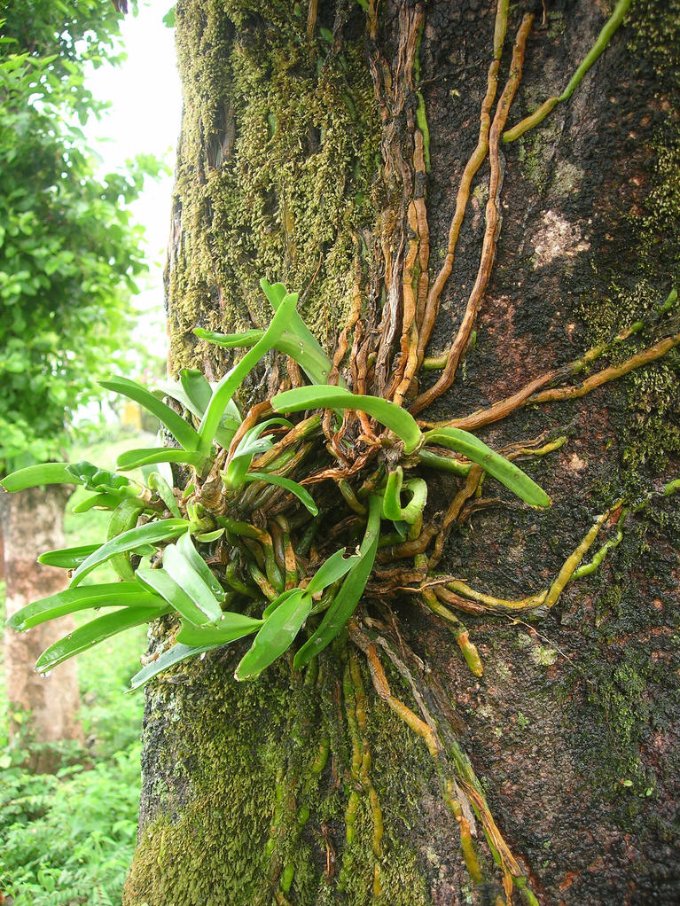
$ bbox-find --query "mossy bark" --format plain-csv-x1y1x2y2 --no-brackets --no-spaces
125,1,679,903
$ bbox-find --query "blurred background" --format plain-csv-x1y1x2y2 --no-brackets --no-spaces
0,3,181,902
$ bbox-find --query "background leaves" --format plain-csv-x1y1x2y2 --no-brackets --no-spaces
0,1,154,473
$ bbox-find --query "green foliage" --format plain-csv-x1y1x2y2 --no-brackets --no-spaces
223,418,293,489
0,462,75,491
234,589,314,681
3,281,551,690
196,279,337,387
7,582,162,632
273,385,424,454
244,472,318,515
71,519,190,586
294,495,383,668
423,428,552,508
0,453,146,904
35,606,169,673
197,291,300,454
382,468,428,524
0,0,151,471
0,745,142,906
38,544,101,569
101,378,202,451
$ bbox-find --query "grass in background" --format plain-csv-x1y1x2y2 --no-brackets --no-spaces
1,430,155,905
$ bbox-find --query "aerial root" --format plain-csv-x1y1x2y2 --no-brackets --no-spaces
410,12,534,416
503,0,634,143
418,578,484,677
423,503,618,623
343,650,384,895
529,331,680,404
423,317,679,432
415,0,510,368
349,621,537,904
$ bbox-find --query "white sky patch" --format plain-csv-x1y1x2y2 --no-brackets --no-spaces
85,1,183,367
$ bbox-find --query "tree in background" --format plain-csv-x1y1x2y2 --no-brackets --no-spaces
0,0,149,766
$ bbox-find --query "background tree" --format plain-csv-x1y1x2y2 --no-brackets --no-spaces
0,0,149,765
121,0,678,903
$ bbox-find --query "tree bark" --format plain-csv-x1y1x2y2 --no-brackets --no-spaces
3,486,82,770
125,1,679,903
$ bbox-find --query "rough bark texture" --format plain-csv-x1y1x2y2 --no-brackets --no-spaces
2,487,82,770
125,1,679,903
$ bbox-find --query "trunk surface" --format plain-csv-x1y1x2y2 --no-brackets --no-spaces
125,1,679,903
3,486,82,770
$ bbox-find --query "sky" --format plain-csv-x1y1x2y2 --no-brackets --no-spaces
85,1,183,365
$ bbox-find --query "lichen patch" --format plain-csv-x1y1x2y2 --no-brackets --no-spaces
532,210,590,268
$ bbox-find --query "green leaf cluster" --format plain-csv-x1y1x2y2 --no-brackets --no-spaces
2,277,551,689
0,1,152,471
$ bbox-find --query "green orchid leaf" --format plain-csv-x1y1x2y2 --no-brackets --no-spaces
70,519,190,587
262,587,301,619
306,549,360,597
180,368,213,414
235,589,312,681
36,606,169,673
194,528,225,543
382,468,428,524
136,566,218,627
141,461,174,487
147,471,181,517
196,326,336,388
232,419,292,461
101,376,201,450
193,327,265,350
197,292,300,454
273,386,422,453
116,448,207,471
161,542,223,623
417,448,471,477
294,495,382,669
259,279,287,309
71,492,121,513
107,499,146,581
260,278,336,385
128,643,216,692
1,463,78,492
176,531,226,601
155,375,241,447
153,379,202,419
177,612,263,646
8,582,165,631
66,461,137,498
244,472,318,516
224,418,292,490
424,428,551,508
38,544,101,569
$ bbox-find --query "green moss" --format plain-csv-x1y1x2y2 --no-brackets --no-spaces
546,9,567,41
168,0,380,377
627,0,680,87
516,121,560,191
338,660,435,906
124,645,440,905
123,655,334,905
574,30,680,478
583,653,656,797
530,645,558,667
558,0,680,822
123,657,289,905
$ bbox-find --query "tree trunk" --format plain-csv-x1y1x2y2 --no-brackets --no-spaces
125,1,679,903
3,486,83,770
